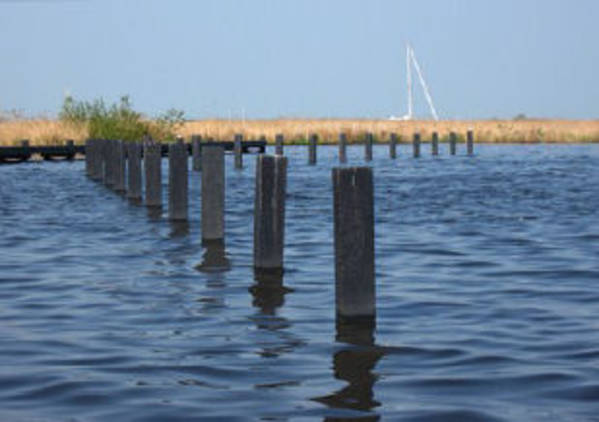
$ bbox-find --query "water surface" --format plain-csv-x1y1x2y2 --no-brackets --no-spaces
1,144,598,421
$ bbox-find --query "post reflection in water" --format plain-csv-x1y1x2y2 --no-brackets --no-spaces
250,269,292,324
249,269,299,358
147,206,163,221
313,317,385,421
195,239,231,313
169,220,189,238
196,239,231,273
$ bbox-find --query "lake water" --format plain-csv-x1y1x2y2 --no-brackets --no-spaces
1,144,598,421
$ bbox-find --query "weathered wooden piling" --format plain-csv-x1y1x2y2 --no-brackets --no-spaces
114,140,127,194
254,154,287,271
467,130,474,155
365,133,373,162
95,139,104,181
66,140,75,160
85,139,92,177
104,140,116,187
191,134,202,171
432,132,439,156
275,134,284,155
413,133,421,158
127,142,142,200
449,132,457,155
102,140,112,186
144,141,162,207
339,133,347,164
389,133,397,159
308,134,318,165
87,139,99,180
168,140,188,221
234,134,243,169
333,166,375,322
202,145,225,241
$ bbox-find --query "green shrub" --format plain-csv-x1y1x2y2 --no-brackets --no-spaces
59,95,184,142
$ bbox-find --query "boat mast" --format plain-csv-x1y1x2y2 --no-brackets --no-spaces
406,43,413,121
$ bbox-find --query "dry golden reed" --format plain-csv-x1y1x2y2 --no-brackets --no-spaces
178,119,599,144
0,119,87,146
1,119,599,146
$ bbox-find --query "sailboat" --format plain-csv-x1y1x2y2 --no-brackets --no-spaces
390,44,439,121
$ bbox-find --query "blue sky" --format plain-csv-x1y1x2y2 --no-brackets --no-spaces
1,0,598,119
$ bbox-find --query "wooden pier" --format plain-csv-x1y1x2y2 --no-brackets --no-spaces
0,139,267,164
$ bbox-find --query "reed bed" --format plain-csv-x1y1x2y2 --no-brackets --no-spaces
1,119,599,146
0,120,87,146
179,119,599,144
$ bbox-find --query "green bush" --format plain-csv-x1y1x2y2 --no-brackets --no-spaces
59,95,184,142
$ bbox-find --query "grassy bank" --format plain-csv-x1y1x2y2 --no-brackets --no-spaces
1,119,599,146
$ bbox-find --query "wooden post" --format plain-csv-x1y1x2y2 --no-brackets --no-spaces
144,141,162,207
102,140,111,186
114,140,127,194
275,134,284,155
168,140,188,221
308,134,318,165
365,132,373,162
85,139,92,177
234,133,243,169
413,133,421,158
389,133,397,159
87,139,97,180
254,155,287,271
467,130,474,155
449,132,457,155
66,139,75,160
333,167,375,323
432,132,439,156
202,145,225,241
339,133,347,164
127,142,142,200
191,134,202,171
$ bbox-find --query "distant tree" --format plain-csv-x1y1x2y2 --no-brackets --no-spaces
513,113,528,121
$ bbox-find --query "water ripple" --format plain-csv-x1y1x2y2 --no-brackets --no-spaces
0,145,598,421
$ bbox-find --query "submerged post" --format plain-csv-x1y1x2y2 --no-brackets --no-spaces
191,134,202,171
449,132,457,155
234,133,243,169
275,134,284,155
114,140,127,194
202,145,225,241
333,166,375,323
308,134,318,165
254,154,287,271
144,141,162,207
339,133,347,164
413,133,421,158
432,132,439,156
389,133,397,159
467,130,474,155
127,142,142,200
365,132,373,162
168,140,188,221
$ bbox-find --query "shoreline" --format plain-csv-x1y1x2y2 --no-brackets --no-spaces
1,118,599,146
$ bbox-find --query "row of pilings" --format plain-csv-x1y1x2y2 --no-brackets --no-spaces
85,130,475,327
